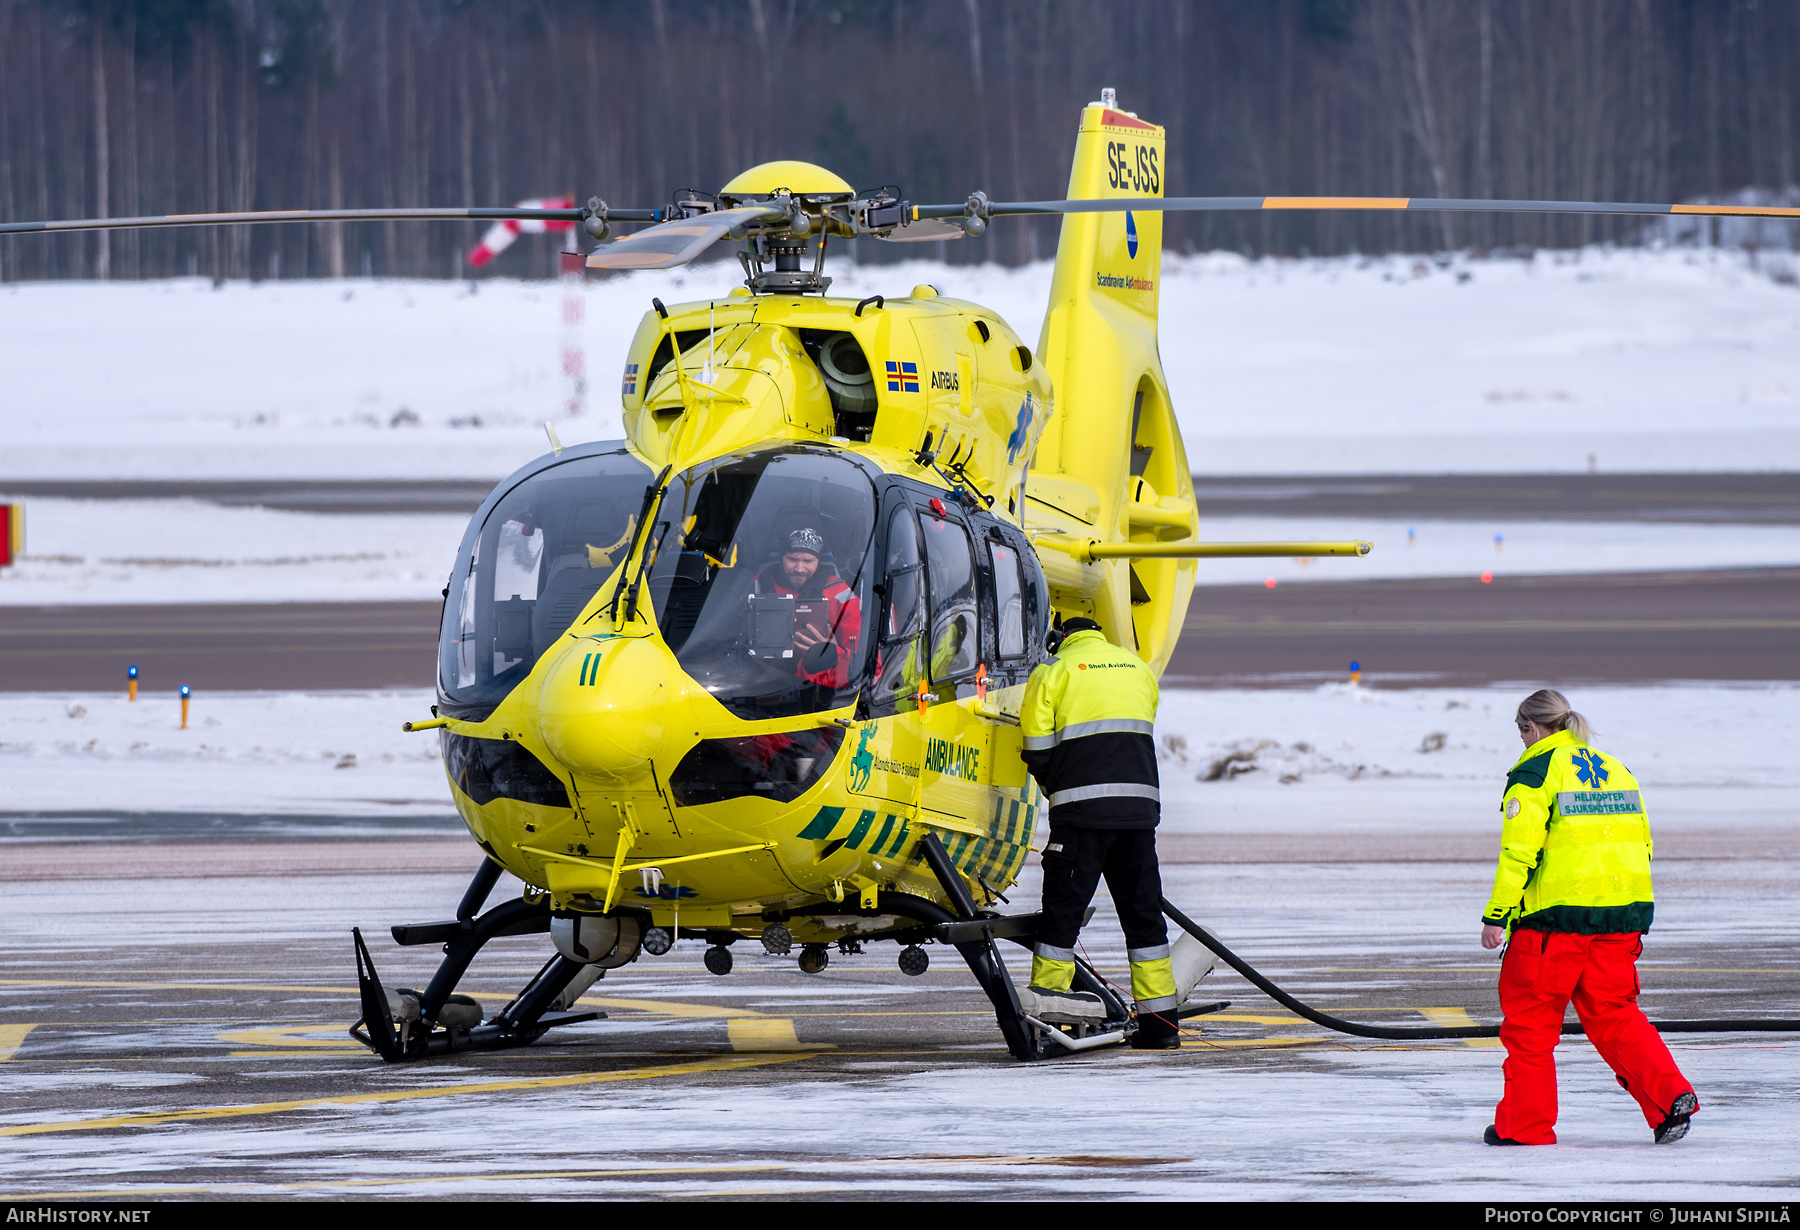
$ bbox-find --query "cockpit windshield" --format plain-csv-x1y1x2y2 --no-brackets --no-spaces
438,449,653,715
643,447,877,720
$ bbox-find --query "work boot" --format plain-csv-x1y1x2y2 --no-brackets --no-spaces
1654,1092,1698,1144
1017,986,1106,1026
1483,1124,1525,1146
1130,1007,1180,1050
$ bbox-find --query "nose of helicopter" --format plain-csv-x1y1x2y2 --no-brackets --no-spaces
535,634,689,778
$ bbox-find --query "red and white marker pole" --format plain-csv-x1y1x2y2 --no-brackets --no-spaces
466,196,575,268
561,253,587,418
467,197,587,421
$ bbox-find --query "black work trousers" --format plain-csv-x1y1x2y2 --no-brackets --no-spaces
1036,826,1168,952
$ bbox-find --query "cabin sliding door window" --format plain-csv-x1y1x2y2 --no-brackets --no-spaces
989,538,1027,660
921,509,980,686
873,503,925,709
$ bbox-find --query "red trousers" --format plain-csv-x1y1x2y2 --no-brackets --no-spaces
1495,930,1694,1144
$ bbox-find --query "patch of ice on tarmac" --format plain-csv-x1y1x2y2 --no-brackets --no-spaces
4,1043,1791,1199
0,1071,206,1092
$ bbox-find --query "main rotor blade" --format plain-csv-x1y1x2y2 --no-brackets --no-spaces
0,205,658,237
913,195,1800,221
876,218,968,244
585,205,790,271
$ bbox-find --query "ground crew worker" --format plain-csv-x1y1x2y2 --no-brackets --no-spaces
1018,617,1180,1049
1481,688,1698,1146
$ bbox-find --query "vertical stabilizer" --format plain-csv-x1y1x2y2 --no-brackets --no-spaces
1030,96,1199,675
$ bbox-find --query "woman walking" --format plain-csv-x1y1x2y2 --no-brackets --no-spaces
1481,689,1698,1146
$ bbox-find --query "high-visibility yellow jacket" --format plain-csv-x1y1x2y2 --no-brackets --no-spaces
1481,728,1655,935
1020,629,1160,829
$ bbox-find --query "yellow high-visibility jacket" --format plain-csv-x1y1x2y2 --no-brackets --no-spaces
1020,629,1160,828
1481,728,1655,935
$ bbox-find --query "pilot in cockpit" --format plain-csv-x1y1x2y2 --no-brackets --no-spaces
748,526,862,689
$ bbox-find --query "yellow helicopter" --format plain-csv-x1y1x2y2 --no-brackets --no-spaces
13,89,1794,1063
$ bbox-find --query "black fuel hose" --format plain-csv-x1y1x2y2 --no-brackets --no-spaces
1162,898,1800,1040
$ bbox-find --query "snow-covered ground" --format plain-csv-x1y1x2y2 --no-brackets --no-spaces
1,690,450,818
0,497,469,604
1154,682,1800,838
2,245,1798,480
6,499,1800,604
7,684,1796,831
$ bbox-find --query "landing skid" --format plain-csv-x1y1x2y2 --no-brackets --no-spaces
349,859,601,1063
917,834,1231,1060
916,833,1141,1060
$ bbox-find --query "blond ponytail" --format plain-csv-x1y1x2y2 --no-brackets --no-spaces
1516,688,1594,743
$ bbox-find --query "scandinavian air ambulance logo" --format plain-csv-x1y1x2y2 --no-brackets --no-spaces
1006,393,1035,464
885,361,920,393
849,725,877,792
1571,749,1610,787
1126,211,1139,259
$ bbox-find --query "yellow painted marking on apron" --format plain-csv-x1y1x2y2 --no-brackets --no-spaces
1416,1007,1502,1047
727,1018,829,1051
0,979,766,1019
217,1025,363,1050
0,1024,39,1061
0,1163,791,1201
578,996,765,1019
0,1052,817,1137
1177,1037,1322,1048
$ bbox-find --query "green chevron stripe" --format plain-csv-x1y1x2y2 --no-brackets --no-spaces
844,809,879,850
798,806,844,840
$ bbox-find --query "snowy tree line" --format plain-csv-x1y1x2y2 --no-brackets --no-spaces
2,0,1798,282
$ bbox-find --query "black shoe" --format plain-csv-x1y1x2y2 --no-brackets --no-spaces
1484,1124,1525,1146
1654,1092,1698,1143
1131,1010,1181,1050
